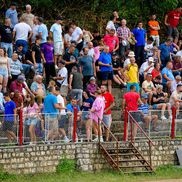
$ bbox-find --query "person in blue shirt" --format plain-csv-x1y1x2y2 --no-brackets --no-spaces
3,92,17,143
98,46,113,93
132,22,146,67
161,61,175,90
5,2,18,28
37,17,48,46
44,86,62,141
138,94,158,132
158,38,173,68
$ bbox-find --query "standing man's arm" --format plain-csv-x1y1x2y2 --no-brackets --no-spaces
164,14,169,26
121,98,126,112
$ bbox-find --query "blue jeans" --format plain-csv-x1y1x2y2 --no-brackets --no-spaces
22,64,32,75
15,40,28,54
35,63,43,75
1,42,13,58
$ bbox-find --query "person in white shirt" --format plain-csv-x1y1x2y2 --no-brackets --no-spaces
106,15,116,34
50,17,64,66
139,57,154,79
70,21,83,52
53,60,68,97
144,37,154,58
64,26,73,48
31,16,39,43
169,83,182,116
171,75,181,93
55,87,69,143
87,42,95,58
13,16,32,54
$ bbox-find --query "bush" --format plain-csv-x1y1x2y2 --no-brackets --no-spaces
0,171,16,181
56,159,76,173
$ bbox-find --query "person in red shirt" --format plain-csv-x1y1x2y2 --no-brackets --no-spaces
122,85,142,141
103,29,119,53
165,7,182,44
151,63,162,85
101,85,115,141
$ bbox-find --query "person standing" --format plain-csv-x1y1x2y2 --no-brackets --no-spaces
41,36,56,85
90,89,105,142
78,47,95,88
70,21,83,52
101,85,115,142
106,15,116,34
132,22,147,67
122,85,142,141
44,86,63,141
5,2,18,28
98,46,113,93
37,17,48,46
148,14,160,46
50,16,64,66
13,16,32,54
117,19,131,59
103,29,119,53
21,4,35,28
165,7,182,44
0,18,13,58
3,92,17,143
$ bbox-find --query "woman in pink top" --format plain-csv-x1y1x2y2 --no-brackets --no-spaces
90,89,105,142
24,97,39,145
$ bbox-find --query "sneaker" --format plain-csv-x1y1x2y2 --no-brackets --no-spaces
152,128,159,132
161,116,167,120
93,137,98,142
100,137,104,142
63,136,70,143
55,65,58,70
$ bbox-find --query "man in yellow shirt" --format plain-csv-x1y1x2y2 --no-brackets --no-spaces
125,52,139,92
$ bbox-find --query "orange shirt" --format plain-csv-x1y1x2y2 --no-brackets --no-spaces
148,20,159,36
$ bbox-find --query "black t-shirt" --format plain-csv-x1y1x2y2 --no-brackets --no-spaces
32,43,41,63
0,24,13,43
63,52,77,74
71,72,83,90
112,59,121,74
152,92,165,105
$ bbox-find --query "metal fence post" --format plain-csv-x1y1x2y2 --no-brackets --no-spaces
171,106,176,139
73,107,78,142
19,108,23,146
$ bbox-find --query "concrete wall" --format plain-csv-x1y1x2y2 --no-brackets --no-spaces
0,140,181,174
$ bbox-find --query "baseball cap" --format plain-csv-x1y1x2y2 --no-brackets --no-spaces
148,57,154,62
147,73,152,77
90,77,96,81
17,75,26,82
141,94,149,99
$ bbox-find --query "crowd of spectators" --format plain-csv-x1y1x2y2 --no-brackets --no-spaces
0,3,181,144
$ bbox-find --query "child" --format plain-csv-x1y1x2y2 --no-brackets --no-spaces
3,92,17,143
9,52,23,82
24,96,39,145
32,35,43,75
112,52,127,88
41,36,56,85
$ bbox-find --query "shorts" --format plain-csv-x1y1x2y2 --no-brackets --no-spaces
130,112,143,123
3,121,14,131
0,68,8,78
127,83,140,92
152,104,158,110
101,71,113,81
25,118,38,126
58,115,67,128
167,26,179,38
54,42,64,55
103,114,112,128
82,112,90,121
45,115,58,130
60,85,68,97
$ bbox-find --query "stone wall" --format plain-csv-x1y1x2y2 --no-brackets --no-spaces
0,140,181,174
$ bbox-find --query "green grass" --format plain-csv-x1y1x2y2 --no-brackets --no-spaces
1,165,182,182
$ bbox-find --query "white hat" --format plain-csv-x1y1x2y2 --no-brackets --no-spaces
128,51,135,57
148,57,154,62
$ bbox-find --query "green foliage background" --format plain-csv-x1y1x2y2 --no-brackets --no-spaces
1,0,182,33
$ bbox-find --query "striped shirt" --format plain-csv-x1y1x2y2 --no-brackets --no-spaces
117,26,130,42
138,104,149,115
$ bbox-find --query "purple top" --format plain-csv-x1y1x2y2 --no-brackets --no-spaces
87,83,97,94
41,43,54,64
